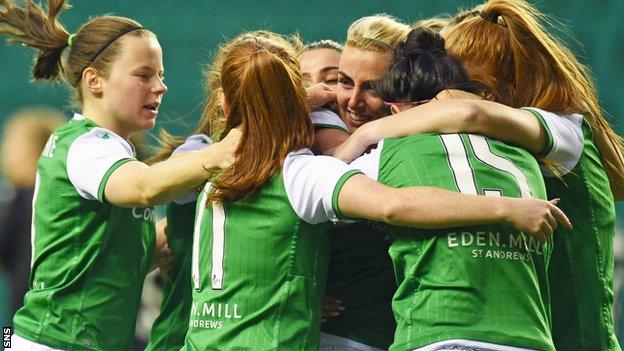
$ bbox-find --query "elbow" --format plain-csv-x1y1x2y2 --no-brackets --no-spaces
457,101,482,131
379,198,405,225
136,184,163,207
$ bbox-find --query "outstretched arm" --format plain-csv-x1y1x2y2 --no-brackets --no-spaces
104,129,241,207
337,174,571,243
333,99,546,162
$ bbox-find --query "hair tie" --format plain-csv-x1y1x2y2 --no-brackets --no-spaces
67,33,76,47
480,11,505,26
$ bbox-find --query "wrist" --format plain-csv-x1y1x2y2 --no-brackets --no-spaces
496,197,514,225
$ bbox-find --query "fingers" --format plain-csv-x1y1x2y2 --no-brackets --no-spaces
549,200,572,230
321,295,344,318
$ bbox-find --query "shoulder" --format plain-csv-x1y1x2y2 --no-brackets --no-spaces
310,109,349,133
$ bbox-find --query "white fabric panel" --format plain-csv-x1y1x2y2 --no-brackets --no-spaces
171,134,213,204
525,107,583,176
414,338,538,351
66,122,134,201
349,139,384,181
283,149,358,224
310,108,349,132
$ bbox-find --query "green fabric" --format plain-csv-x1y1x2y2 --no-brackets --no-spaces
314,124,349,133
523,108,555,157
97,158,134,203
547,121,621,351
331,170,362,218
377,134,553,351
146,201,196,351
12,118,155,351
183,174,330,350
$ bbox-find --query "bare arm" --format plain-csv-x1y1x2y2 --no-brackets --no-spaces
592,127,624,201
333,99,546,162
337,174,571,243
104,129,240,207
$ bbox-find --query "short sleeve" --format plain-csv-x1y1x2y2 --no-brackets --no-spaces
310,109,349,133
171,134,213,204
349,139,384,181
523,107,584,176
283,149,361,224
67,128,135,202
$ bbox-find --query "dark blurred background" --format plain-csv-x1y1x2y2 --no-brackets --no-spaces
1,0,623,347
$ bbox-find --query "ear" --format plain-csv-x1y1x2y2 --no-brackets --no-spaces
390,104,401,115
82,67,104,94
219,91,231,117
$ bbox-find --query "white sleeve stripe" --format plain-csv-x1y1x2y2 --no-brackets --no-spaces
523,107,584,177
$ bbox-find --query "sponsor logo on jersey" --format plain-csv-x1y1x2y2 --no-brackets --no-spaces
189,302,243,330
447,231,543,262
132,207,156,222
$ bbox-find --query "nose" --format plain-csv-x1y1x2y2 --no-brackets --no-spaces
348,87,364,111
154,77,167,95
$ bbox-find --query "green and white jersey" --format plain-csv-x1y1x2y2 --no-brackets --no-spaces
311,108,397,350
12,114,156,351
351,133,554,351
527,108,621,351
146,134,212,351
311,108,349,133
321,220,396,350
183,149,360,350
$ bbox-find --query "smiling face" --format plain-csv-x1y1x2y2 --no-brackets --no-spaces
336,45,392,133
300,48,341,88
100,34,167,134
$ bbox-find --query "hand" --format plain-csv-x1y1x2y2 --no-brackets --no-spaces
504,198,571,243
321,295,344,323
153,218,173,278
306,83,337,110
207,128,242,170
332,122,377,163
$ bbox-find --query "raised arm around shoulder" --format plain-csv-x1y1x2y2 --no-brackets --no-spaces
104,129,240,207
337,174,571,243
333,99,546,162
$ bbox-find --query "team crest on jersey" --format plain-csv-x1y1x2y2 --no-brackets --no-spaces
97,132,111,139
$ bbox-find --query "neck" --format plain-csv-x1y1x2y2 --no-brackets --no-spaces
81,103,132,140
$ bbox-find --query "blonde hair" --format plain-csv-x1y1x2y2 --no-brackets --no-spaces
413,15,452,33
444,0,623,173
345,14,410,52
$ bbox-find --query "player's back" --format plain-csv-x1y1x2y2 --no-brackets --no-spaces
354,133,554,351
184,173,329,350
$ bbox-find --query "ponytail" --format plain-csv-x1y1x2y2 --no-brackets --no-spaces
1,0,153,105
209,32,312,202
0,0,70,81
445,0,624,174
